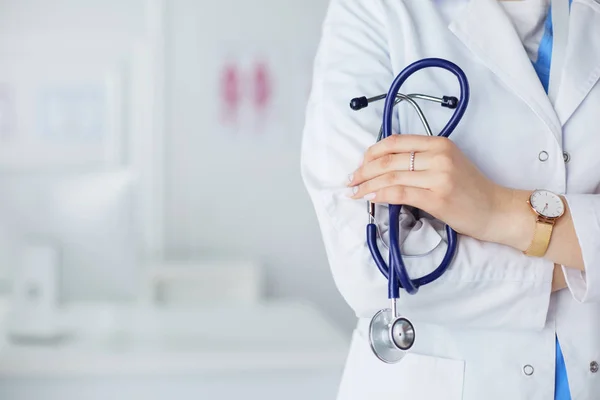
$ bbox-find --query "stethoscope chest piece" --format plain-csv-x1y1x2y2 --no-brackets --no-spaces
368,308,415,364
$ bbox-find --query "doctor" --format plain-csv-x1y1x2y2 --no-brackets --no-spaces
301,0,600,399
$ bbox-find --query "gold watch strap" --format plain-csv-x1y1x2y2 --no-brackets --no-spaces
525,220,554,257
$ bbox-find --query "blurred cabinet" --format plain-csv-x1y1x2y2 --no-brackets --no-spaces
142,259,264,306
0,372,343,400
0,301,349,400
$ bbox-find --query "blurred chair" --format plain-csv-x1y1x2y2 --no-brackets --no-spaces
141,259,264,306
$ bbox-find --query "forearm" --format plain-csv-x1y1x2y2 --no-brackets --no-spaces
494,189,584,271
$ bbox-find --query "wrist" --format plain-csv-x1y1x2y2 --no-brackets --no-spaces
490,188,535,251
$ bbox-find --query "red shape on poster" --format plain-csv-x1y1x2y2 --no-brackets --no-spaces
253,61,271,113
220,63,240,124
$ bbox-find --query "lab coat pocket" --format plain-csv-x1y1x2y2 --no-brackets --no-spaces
337,329,465,400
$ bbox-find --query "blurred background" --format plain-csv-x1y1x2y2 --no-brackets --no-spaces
0,0,354,399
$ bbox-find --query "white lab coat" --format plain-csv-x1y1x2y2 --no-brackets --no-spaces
301,0,600,399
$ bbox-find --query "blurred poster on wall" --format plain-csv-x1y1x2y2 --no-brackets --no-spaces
219,60,241,129
249,58,273,135
216,44,295,144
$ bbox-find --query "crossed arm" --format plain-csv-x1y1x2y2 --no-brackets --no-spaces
346,134,583,291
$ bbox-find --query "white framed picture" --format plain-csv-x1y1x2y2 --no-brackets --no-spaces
0,43,127,171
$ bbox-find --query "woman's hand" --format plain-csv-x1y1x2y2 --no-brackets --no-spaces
347,134,515,244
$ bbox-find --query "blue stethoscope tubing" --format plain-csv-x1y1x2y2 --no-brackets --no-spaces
367,58,470,301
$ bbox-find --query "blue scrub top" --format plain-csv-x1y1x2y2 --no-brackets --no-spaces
531,1,572,399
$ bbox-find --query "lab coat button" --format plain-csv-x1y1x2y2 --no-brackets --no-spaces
591,361,599,373
523,365,534,376
538,151,549,162
563,151,571,163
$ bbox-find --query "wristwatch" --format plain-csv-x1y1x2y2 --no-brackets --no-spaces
524,189,565,257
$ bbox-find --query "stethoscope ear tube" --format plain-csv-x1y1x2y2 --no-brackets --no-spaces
367,223,388,280
368,216,459,289
381,58,468,297
381,58,470,139
389,204,418,294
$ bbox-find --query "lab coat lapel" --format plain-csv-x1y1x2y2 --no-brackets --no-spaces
448,0,563,142
554,0,600,126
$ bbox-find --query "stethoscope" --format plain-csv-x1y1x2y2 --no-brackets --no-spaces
350,58,470,363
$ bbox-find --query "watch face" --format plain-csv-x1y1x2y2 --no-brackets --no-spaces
530,190,565,218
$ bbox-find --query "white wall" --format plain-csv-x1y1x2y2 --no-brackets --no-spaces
0,0,147,37
0,0,356,331
0,0,165,296
163,0,355,330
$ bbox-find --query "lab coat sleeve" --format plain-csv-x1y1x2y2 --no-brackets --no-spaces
562,195,600,303
301,0,554,330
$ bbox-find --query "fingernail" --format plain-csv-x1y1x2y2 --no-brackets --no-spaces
346,186,359,198
347,174,354,185
363,193,376,201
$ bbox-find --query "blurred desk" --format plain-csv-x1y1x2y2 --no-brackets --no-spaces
0,300,350,400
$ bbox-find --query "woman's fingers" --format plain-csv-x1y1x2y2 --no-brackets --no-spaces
348,170,436,200
366,185,437,210
349,151,433,187
362,134,452,164
345,133,459,215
